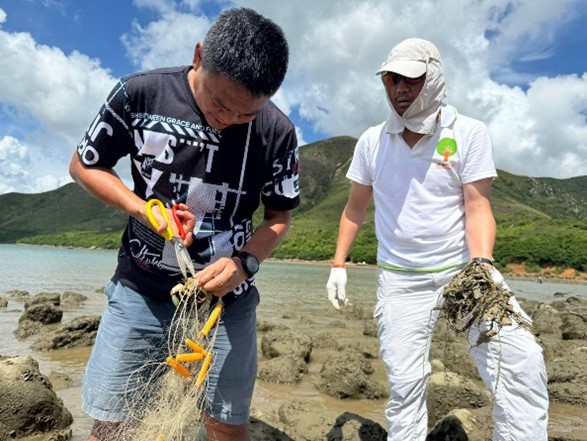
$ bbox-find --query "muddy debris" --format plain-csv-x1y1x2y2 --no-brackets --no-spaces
440,261,532,344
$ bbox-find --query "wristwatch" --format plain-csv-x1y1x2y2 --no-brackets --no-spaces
236,251,260,278
472,257,494,266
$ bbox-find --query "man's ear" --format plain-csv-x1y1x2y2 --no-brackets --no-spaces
192,42,203,69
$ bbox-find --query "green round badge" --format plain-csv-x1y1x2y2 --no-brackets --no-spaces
436,138,457,159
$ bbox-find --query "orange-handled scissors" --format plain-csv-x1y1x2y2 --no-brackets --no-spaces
146,199,196,280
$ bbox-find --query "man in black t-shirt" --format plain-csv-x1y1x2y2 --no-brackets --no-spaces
70,8,299,441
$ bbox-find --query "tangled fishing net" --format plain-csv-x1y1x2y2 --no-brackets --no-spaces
105,278,222,441
439,260,532,345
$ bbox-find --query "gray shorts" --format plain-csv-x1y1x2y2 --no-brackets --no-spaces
82,280,259,425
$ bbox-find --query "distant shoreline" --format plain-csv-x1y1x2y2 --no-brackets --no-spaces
267,257,587,285
3,243,586,285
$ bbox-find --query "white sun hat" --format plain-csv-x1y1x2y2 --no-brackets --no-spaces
376,38,441,78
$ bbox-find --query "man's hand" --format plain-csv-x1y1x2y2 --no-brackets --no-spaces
141,201,196,248
172,203,196,247
326,267,348,309
195,257,246,298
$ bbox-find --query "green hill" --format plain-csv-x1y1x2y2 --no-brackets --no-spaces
0,183,128,248
492,170,587,220
2,136,587,273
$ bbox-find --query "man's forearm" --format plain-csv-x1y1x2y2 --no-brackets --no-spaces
332,205,365,265
465,210,496,260
243,209,292,262
69,153,145,221
464,179,496,261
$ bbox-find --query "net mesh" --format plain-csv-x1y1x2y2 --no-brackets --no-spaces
105,278,220,441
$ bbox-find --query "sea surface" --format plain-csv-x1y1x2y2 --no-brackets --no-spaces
1,244,585,440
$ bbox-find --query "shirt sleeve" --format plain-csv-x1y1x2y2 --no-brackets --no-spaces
260,120,300,211
75,79,134,169
459,120,497,184
346,131,373,186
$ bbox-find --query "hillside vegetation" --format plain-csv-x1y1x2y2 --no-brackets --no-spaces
2,136,587,275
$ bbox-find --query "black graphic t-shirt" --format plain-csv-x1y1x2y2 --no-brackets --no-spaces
76,66,300,300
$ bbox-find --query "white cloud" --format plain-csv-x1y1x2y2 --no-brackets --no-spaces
0,135,71,194
0,8,117,194
523,73,587,177
0,0,586,196
0,136,29,186
0,32,115,144
121,9,212,70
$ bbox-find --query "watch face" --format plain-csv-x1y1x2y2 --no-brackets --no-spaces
244,254,260,274
240,252,259,276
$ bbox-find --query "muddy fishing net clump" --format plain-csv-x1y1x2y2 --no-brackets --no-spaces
106,278,221,441
440,260,532,345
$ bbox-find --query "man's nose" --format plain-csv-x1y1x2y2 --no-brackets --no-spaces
395,79,411,90
218,108,254,125
220,108,252,125
217,108,239,125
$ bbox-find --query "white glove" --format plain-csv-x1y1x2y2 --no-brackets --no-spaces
489,266,512,292
326,267,348,309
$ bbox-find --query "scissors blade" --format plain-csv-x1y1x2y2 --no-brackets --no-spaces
173,238,195,279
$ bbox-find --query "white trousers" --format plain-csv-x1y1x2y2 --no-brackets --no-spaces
374,267,549,441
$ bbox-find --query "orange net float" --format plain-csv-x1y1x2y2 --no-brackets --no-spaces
175,352,206,362
200,303,223,337
165,356,190,378
195,352,213,387
185,338,206,354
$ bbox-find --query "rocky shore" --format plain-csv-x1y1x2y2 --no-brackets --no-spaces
1,288,586,440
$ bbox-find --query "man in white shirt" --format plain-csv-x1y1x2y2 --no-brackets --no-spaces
326,38,548,440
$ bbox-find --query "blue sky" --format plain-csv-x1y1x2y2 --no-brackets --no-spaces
0,0,586,194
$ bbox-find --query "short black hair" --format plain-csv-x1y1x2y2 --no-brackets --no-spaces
201,7,289,98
